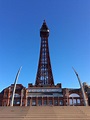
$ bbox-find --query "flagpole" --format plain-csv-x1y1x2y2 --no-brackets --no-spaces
72,67,88,106
11,66,22,106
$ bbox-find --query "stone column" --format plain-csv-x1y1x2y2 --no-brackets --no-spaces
36,97,38,106
68,98,70,106
57,97,59,106
67,97,68,106
76,98,77,105
80,98,83,106
25,96,27,106
47,97,49,105
20,89,23,106
42,97,43,106
52,97,54,106
30,97,31,106
72,97,74,106
7,87,11,106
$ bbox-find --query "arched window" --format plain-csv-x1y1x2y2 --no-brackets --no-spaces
69,93,80,97
69,93,80,105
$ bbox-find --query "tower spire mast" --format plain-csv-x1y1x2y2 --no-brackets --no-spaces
35,21,54,86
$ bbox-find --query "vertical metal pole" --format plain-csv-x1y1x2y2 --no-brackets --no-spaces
72,67,88,106
11,66,22,106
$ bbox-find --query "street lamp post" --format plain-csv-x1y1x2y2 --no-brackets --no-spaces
72,67,88,106
11,66,22,106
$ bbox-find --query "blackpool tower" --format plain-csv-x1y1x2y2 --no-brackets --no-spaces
35,20,54,86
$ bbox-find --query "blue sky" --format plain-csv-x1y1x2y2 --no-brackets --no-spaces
0,0,90,92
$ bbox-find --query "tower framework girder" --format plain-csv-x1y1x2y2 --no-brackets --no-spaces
35,21,54,86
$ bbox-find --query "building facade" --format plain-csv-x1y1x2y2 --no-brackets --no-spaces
0,83,86,106
0,21,89,106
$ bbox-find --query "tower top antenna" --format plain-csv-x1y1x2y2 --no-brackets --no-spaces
40,20,49,37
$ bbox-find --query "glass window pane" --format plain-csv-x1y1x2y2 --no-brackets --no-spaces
54,100,58,106
43,100,47,105
32,100,36,106
38,100,42,106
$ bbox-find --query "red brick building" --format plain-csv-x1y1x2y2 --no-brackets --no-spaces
0,83,87,106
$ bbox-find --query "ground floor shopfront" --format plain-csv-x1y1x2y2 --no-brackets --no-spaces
1,97,83,106
26,97,63,106
21,97,82,106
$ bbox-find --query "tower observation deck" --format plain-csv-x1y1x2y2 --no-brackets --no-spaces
35,20,54,86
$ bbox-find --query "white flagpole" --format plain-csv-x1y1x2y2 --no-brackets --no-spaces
72,67,88,106
11,66,22,106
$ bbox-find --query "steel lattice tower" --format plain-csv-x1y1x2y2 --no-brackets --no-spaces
35,20,54,86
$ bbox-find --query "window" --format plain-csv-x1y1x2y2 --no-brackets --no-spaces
38,100,42,106
69,99,73,105
43,100,47,105
60,100,63,106
49,100,53,105
27,100,30,106
69,93,80,97
69,93,80,106
54,100,58,106
17,101,20,105
14,99,20,105
32,100,36,106
77,99,80,105
73,99,76,105
14,93,20,98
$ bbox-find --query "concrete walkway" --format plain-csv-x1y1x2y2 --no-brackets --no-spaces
0,106,90,120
